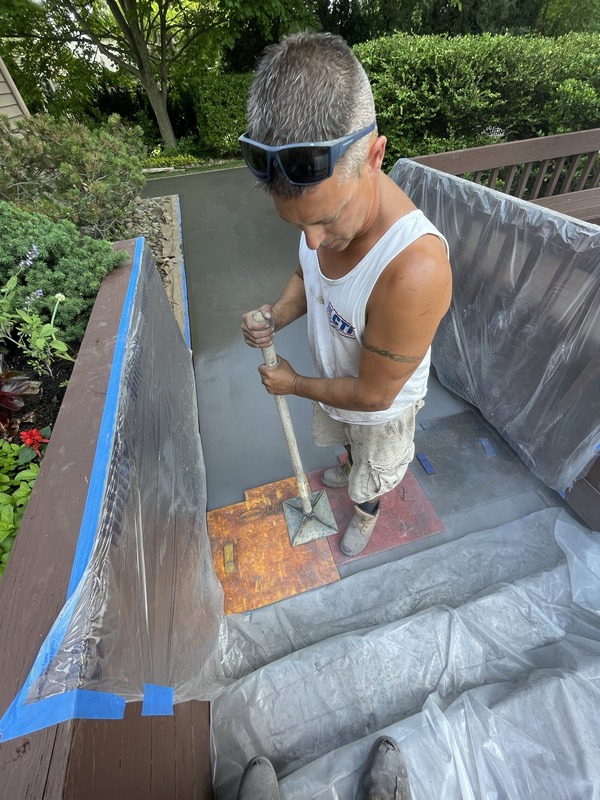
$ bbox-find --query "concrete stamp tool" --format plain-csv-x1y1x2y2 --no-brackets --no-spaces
255,311,337,546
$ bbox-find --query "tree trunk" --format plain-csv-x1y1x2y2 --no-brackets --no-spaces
141,75,177,149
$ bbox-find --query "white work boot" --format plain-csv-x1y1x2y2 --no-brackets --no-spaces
321,460,351,488
340,503,380,557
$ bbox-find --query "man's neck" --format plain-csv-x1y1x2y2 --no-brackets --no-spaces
318,175,415,278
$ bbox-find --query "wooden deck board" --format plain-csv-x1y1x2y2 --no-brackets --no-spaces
531,186,600,224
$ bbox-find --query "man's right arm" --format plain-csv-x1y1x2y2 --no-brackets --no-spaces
241,265,306,348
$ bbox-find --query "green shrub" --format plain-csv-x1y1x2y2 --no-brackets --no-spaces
0,201,126,345
0,437,43,578
0,113,147,240
543,78,600,133
354,33,600,167
144,153,205,169
193,72,253,158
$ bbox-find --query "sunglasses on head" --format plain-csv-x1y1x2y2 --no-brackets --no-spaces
238,122,376,186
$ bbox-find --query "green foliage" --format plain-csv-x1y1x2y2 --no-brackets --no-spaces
543,79,600,132
0,113,146,240
316,0,544,43
0,201,126,344
1,262,74,377
0,435,44,578
354,33,600,167
11,301,74,378
144,154,199,168
193,73,254,157
1,0,323,149
0,40,104,118
536,0,600,35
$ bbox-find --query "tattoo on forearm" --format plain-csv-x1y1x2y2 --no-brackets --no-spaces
363,340,424,364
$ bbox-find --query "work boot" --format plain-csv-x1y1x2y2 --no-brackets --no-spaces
362,736,411,799
321,459,351,488
236,756,280,800
340,503,380,557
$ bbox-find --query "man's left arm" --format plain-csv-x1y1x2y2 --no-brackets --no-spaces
259,235,452,410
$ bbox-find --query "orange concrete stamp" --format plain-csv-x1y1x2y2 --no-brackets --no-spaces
207,476,340,614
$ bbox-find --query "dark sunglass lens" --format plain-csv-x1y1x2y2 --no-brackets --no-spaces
240,141,269,177
280,146,331,184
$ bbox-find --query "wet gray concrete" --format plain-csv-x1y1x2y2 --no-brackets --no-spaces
145,168,341,510
144,168,568,557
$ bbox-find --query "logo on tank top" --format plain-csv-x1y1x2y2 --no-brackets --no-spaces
326,300,356,339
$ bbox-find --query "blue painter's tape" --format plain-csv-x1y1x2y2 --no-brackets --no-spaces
0,690,126,741
479,437,496,458
416,452,437,475
0,240,144,743
175,197,192,348
142,684,174,716
68,237,144,597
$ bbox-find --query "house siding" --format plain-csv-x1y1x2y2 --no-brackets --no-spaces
0,55,29,124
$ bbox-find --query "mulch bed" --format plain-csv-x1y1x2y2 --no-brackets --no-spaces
3,345,75,434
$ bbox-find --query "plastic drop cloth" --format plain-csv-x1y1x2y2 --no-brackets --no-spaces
0,239,226,741
388,159,600,495
211,510,600,800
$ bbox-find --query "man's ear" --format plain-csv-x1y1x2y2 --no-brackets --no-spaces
367,134,387,173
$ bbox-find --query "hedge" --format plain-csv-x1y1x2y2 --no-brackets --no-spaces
193,72,254,158
354,32,600,166
195,34,600,166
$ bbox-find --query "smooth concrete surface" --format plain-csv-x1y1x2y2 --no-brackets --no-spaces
144,168,569,544
145,169,341,510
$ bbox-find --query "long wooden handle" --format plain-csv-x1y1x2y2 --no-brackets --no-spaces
254,312,312,515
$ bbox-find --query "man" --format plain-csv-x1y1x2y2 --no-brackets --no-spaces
241,32,451,558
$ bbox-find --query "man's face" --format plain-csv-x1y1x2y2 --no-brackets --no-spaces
272,168,373,253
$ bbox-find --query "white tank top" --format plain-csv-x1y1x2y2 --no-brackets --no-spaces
300,209,449,424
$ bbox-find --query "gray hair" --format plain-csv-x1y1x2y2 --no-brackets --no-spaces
246,32,377,198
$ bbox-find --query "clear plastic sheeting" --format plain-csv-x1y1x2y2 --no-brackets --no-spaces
221,508,565,679
211,511,600,799
280,657,600,800
388,159,600,495
0,239,225,741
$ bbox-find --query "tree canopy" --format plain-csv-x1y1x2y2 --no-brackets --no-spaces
0,0,317,147
1,0,598,148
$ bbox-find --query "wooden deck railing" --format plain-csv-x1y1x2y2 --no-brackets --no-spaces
412,128,600,218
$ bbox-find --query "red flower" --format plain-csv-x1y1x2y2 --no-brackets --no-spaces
20,428,50,458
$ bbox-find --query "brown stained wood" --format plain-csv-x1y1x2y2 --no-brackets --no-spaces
488,167,500,190
413,128,600,175
561,154,584,194
207,476,340,614
178,702,213,798
531,187,600,224
64,703,213,800
546,156,567,195
574,153,598,190
502,164,518,194
150,713,176,800
515,161,533,198
530,159,551,199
